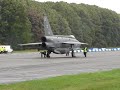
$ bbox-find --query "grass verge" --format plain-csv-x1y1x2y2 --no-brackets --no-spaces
0,69,120,90
13,49,38,53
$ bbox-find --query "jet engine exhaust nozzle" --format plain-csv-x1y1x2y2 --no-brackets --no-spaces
41,36,47,42
42,42,46,48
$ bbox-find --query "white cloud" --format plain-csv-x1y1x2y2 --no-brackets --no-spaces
35,0,120,14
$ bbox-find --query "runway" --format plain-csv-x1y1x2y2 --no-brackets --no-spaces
0,51,120,84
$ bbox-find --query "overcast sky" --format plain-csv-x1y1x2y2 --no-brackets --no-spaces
35,0,120,14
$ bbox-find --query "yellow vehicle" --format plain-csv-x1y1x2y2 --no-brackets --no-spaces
0,45,13,54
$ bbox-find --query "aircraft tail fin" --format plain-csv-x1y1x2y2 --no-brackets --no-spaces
44,16,53,36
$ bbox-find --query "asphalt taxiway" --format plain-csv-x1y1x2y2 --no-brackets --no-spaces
0,51,120,84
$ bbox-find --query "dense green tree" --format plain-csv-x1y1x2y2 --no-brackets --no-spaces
0,0,120,49
0,0,32,49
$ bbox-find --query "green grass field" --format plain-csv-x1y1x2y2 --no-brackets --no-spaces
13,49,38,53
0,69,120,90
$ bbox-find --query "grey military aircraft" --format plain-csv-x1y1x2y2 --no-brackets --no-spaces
19,16,87,58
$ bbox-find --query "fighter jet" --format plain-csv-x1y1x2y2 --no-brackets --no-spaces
19,16,87,58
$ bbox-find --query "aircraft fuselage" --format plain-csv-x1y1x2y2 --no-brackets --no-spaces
41,35,80,54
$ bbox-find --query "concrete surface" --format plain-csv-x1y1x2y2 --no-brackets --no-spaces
0,51,120,84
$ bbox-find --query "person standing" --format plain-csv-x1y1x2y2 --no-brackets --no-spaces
40,50,47,58
83,47,88,57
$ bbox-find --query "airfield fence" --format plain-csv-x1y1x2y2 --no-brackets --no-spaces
74,48,120,53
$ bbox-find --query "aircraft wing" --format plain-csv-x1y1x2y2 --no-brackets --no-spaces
18,42,42,49
62,41,88,45
18,42,42,46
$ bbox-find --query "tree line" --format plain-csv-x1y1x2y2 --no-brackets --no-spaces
0,0,120,49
